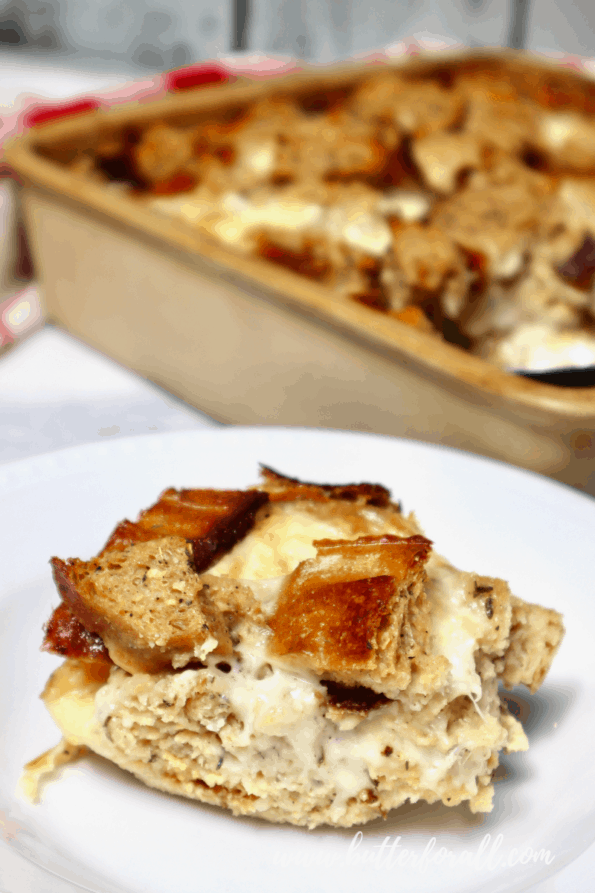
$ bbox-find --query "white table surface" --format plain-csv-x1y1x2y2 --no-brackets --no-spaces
0,57,593,893
0,322,221,467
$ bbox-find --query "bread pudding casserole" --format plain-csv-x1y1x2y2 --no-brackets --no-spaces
65,58,595,374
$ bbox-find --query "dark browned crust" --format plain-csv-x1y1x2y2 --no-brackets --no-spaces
556,233,595,290
50,557,115,646
322,680,391,713
259,465,393,508
101,487,269,572
189,490,270,571
42,601,111,662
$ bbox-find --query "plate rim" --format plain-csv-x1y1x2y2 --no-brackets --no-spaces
1,425,594,508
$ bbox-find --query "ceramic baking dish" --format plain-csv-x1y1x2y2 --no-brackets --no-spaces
6,50,595,493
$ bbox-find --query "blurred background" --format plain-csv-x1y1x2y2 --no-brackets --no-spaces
0,0,595,72
3,0,595,335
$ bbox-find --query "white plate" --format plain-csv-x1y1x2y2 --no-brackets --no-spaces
1,428,594,893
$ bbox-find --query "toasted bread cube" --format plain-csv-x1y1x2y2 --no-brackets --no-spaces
270,534,432,695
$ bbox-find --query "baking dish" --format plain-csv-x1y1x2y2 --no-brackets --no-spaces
5,50,595,492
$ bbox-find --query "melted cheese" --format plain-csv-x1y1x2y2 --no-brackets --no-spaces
496,322,595,372
213,623,322,741
210,502,412,580
540,112,581,150
42,662,108,750
214,192,323,248
377,190,432,222
238,140,277,176
327,206,392,257
199,640,484,814
210,507,339,579
425,557,490,701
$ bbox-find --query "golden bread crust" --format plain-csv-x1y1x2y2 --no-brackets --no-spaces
270,534,432,695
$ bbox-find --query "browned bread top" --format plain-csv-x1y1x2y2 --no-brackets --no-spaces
45,469,563,699
258,466,394,508
44,472,404,667
269,534,432,694
102,487,269,572
45,484,271,665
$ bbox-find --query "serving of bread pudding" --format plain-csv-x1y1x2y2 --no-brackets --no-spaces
24,467,564,828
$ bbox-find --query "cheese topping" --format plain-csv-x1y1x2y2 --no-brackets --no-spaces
327,207,393,257
238,140,277,176
214,192,323,248
211,623,322,741
210,507,328,579
496,322,595,372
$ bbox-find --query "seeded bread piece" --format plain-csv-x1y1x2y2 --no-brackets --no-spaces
51,536,237,674
500,596,565,693
473,575,512,656
45,486,270,664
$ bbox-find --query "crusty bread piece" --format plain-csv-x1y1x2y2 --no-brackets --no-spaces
42,488,269,671
258,464,394,508
51,536,262,674
500,596,565,693
101,487,269,571
270,534,433,697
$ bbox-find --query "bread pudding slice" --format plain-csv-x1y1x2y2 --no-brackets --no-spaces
24,470,564,828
